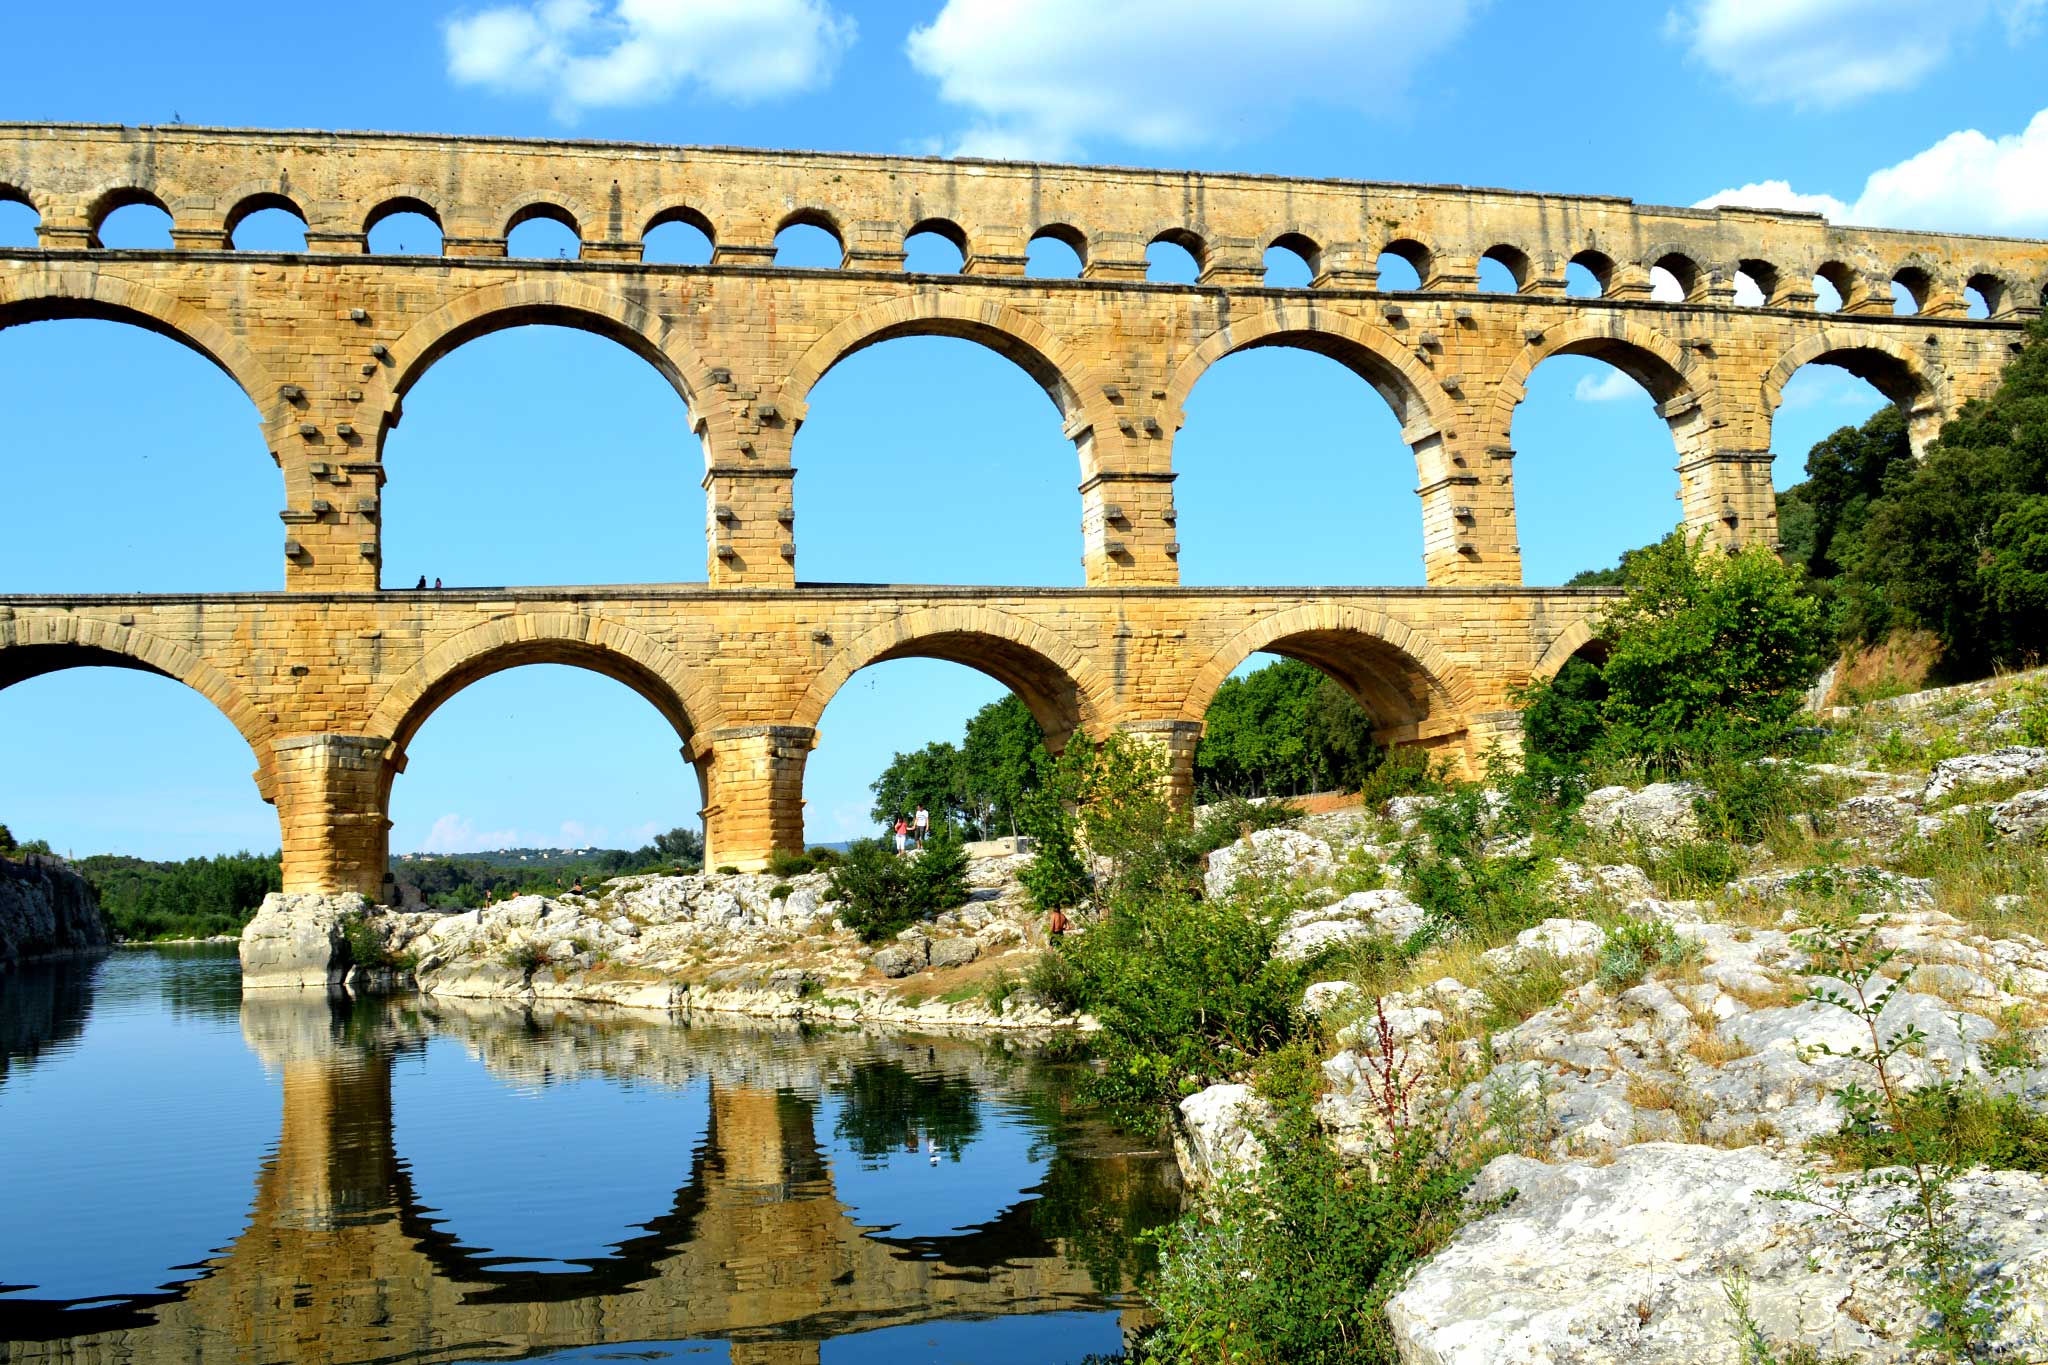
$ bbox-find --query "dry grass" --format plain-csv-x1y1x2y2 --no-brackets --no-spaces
1687,1032,1758,1065
1625,1075,1677,1110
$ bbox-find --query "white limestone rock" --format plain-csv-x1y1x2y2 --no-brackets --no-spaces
239,891,369,990
1922,745,2048,803
1301,980,1361,1017
1546,860,1657,904
1273,888,1428,961
1992,787,2048,842
1202,827,1335,899
1579,782,1705,845
1386,1144,2048,1364
1480,917,1608,972
1173,1083,1273,1188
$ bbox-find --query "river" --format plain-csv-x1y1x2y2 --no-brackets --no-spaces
0,948,1179,1364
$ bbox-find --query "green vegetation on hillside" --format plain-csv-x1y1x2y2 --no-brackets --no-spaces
73,851,282,940
392,826,702,908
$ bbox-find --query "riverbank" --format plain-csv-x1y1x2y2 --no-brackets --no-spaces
0,854,110,968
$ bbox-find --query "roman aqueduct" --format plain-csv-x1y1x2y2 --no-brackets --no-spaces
0,123,2040,890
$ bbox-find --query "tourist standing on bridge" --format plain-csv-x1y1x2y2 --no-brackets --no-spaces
913,803,930,848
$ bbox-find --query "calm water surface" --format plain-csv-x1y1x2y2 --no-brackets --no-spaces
0,949,1178,1364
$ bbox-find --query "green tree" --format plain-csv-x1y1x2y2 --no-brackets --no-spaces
1836,313,2048,673
0,824,14,855
1518,532,1830,771
958,694,1046,836
869,740,965,832
1195,659,1377,796
1776,405,1914,582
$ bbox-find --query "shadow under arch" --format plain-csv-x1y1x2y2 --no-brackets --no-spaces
779,295,1119,460
1762,325,1945,453
367,615,712,796
793,607,1113,751
0,268,281,418
1180,605,1477,753
0,617,275,794
1490,316,1714,454
1164,307,1454,447
373,278,730,452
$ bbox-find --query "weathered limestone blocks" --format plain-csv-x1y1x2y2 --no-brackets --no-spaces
0,855,109,966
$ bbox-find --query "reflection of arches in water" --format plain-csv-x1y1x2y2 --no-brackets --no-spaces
0,1000,1163,1352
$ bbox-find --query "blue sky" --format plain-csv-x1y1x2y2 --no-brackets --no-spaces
4,0,2046,859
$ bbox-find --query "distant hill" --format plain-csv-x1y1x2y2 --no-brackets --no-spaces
394,846,633,868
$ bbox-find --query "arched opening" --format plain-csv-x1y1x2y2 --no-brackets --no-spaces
1964,273,2003,319
0,313,274,590
640,206,714,265
1769,360,1898,552
1650,253,1699,303
227,194,307,252
1511,349,1687,583
381,321,704,586
1565,252,1610,298
1377,239,1430,291
1189,619,1468,785
775,211,844,268
1265,234,1319,288
506,204,580,260
1173,341,1424,585
90,191,172,249
1891,267,1929,316
0,187,39,247
1478,245,1528,293
1026,225,1085,278
1735,259,1779,307
366,198,444,256
800,611,1100,847
393,983,710,1270
1195,653,1380,800
387,656,703,879
1813,262,1855,313
1147,230,1204,284
904,218,967,274
792,334,1078,584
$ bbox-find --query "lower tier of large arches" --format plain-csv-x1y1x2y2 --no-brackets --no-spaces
0,585,1610,890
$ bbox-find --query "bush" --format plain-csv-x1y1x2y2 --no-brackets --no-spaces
1818,1083,2048,1175
1596,916,1699,990
1356,745,1445,810
1141,1099,1478,1364
825,827,972,943
1055,893,1308,1129
768,882,793,901
1018,787,1092,913
1645,840,1742,897
767,848,817,878
1398,785,1549,944
1192,795,1302,857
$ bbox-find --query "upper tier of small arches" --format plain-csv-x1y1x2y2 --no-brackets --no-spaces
2,125,2044,320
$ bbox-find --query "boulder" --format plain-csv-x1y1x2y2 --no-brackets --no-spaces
1579,783,1704,845
1481,917,1607,971
1921,745,2048,803
239,892,369,990
1273,889,1426,962
1387,1144,2048,1363
870,941,927,978
1546,861,1657,904
1301,980,1361,1017
1174,1083,1272,1187
1991,788,2048,842
927,936,981,969
1202,827,1335,899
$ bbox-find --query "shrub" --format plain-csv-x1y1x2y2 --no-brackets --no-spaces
1141,1097,1479,1364
768,882,793,901
1356,745,1445,810
1476,948,1573,1030
1646,840,1743,897
1596,916,1699,990
1018,787,1092,913
501,940,549,975
1192,794,1301,857
1025,946,1086,1014
1692,752,1820,844
1399,785,1549,943
825,828,972,944
767,848,817,878
1818,1083,2048,1175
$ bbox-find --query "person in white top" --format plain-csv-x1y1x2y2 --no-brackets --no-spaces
913,803,930,847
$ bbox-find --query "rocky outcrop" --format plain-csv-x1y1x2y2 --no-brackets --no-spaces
238,891,368,990
0,855,110,967
1203,827,1336,899
1174,1083,1273,1188
1387,1144,2048,1363
1579,782,1705,845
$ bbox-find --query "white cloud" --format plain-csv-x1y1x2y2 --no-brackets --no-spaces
445,0,855,118
1671,0,2028,108
420,813,523,854
905,0,1476,160
1573,370,1649,403
1696,107,2048,234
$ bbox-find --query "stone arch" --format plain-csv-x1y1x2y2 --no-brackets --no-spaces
220,184,314,244
501,193,590,240
1491,315,1713,445
374,277,730,449
0,613,274,789
1179,604,1477,752
1530,614,1609,681
1163,305,1457,447
367,612,713,771
1761,325,1945,450
362,186,447,237
792,605,1115,750
84,185,175,245
0,265,282,419
779,293,1119,447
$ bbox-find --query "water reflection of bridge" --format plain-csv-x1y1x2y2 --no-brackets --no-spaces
0,990,1171,1364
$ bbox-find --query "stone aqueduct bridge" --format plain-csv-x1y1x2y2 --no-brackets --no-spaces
0,124,2041,890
